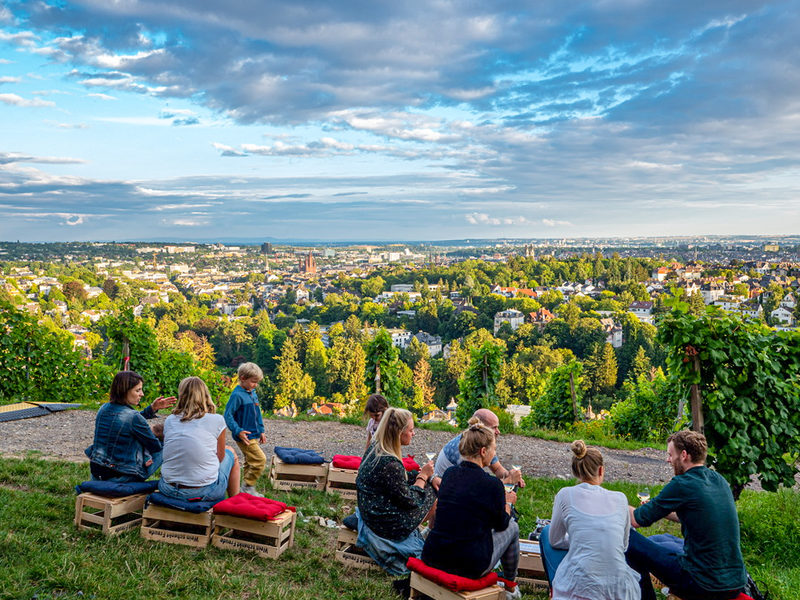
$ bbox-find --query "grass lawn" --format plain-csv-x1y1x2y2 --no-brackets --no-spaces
0,455,798,600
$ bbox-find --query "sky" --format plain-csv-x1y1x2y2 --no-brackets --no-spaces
0,1,799,243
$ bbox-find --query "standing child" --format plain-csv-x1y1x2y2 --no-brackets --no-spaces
224,362,267,496
364,393,390,452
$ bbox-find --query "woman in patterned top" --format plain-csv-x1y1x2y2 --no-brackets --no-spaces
356,407,437,578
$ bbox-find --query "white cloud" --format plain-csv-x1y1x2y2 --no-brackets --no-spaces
0,76,21,84
541,218,572,227
0,93,55,107
87,92,117,101
0,31,37,47
465,212,528,226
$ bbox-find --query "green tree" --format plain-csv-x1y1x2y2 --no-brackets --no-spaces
411,356,435,416
629,345,653,382
364,328,402,405
274,337,315,411
456,341,504,426
304,336,329,397
327,335,368,413
659,306,800,499
0,302,112,404
583,342,618,400
528,361,583,430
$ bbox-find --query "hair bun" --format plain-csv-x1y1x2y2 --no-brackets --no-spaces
571,439,587,459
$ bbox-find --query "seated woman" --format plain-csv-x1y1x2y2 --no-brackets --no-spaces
355,407,437,578
540,440,640,600
158,376,240,503
422,420,520,599
85,370,175,482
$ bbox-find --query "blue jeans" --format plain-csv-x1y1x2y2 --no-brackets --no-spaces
91,450,162,482
158,449,235,502
625,529,741,600
539,524,568,586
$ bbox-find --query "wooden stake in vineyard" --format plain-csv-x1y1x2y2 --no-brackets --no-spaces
686,345,704,434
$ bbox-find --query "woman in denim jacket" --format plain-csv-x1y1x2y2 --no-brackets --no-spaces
85,371,175,482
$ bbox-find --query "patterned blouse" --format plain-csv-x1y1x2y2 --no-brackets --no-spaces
356,443,436,541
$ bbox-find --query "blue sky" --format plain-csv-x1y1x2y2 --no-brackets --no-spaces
0,1,798,242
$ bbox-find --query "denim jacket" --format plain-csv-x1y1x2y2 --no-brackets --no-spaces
85,402,162,478
224,385,265,441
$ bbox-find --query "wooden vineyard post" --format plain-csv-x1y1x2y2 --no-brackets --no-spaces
569,372,578,420
690,352,704,434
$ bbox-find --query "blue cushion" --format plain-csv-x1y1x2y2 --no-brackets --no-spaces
147,492,217,513
273,446,325,465
75,479,159,497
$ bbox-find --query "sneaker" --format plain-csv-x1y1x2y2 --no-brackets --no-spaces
241,484,263,497
505,585,521,600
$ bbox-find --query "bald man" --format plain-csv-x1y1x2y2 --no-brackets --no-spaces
434,408,524,487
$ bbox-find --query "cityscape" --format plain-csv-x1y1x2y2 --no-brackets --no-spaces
1,1,799,599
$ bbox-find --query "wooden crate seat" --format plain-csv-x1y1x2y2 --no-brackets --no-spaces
74,492,148,535
141,503,213,548
409,571,505,600
268,455,327,491
212,509,296,559
325,464,358,499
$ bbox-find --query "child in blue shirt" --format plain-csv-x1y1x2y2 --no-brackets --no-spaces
224,362,266,496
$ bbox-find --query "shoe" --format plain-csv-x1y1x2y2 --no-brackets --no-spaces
505,585,521,600
241,484,263,497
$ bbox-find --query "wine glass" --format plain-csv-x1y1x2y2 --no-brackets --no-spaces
425,452,436,462
637,487,651,504
503,482,515,494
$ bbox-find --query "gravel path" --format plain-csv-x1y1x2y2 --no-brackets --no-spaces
0,409,675,485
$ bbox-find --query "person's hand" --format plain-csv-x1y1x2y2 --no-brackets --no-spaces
144,458,153,467
259,433,267,444
431,476,442,491
420,460,434,480
238,431,252,445
506,467,522,485
151,395,176,411
505,490,517,505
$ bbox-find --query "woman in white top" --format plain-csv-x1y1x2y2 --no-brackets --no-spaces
541,440,640,600
158,376,240,502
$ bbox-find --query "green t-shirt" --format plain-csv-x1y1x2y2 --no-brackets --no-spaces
634,466,746,592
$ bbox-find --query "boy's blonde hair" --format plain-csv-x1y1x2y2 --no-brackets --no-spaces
174,376,215,422
373,407,412,460
238,362,264,382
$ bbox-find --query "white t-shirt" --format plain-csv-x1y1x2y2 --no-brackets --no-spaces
161,413,227,486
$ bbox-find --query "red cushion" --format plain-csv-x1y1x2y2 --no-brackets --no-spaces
332,455,361,470
213,493,295,521
403,456,420,471
733,595,754,600
406,557,498,592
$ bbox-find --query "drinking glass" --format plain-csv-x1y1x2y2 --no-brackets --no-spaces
637,488,651,504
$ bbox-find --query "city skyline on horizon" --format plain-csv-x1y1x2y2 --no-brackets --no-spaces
1,1,799,242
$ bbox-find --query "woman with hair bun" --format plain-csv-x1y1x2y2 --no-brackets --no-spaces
540,440,640,600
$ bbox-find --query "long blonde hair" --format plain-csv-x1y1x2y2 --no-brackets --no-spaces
373,407,412,460
173,376,215,422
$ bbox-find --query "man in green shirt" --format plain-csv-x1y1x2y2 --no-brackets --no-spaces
625,430,746,600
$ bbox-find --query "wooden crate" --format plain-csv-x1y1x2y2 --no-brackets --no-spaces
409,572,505,600
74,492,148,535
336,525,358,550
141,503,213,548
268,455,327,491
516,539,548,588
325,465,358,499
212,510,296,559
335,527,380,572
